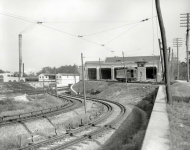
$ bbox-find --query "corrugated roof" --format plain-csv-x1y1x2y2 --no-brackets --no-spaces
105,56,160,63
85,61,104,64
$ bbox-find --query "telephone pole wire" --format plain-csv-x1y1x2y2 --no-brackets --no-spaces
173,38,182,80
180,13,190,82
155,0,172,104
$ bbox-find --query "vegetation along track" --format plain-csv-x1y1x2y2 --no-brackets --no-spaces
17,94,128,150
0,93,83,127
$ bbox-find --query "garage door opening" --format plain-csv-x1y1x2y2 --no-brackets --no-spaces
146,67,157,79
100,68,111,79
88,68,96,80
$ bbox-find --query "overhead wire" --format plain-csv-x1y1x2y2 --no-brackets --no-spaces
0,11,157,54
82,21,140,37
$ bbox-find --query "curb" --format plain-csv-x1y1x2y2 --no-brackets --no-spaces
141,85,169,150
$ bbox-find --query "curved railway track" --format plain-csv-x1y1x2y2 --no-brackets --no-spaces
17,94,127,150
0,93,83,127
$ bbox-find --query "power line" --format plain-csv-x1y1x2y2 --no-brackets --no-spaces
104,22,141,45
103,16,156,45
42,21,139,23
82,22,140,37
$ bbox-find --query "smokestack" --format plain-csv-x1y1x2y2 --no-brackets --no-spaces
19,34,23,80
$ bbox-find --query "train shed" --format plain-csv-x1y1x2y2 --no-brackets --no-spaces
80,55,162,82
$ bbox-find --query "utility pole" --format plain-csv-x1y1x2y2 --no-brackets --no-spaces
74,64,76,84
155,0,172,104
99,58,102,81
173,38,182,80
81,53,87,114
122,51,127,83
168,47,171,79
171,49,174,79
180,13,190,82
43,76,45,95
158,39,165,82
54,68,58,99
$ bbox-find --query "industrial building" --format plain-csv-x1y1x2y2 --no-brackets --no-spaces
80,55,162,82
0,73,25,82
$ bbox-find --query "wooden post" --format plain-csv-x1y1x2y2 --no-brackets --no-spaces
158,39,165,82
171,49,174,79
122,51,127,83
99,58,102,81
180,13,190,82
155,0,172,104
81,53,87,114
186,26,189,82
74,64,76,84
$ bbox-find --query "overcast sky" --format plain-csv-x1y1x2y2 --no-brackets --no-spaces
0,0,189,73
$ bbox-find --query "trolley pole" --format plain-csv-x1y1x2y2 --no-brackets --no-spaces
81,53,87,114
180,13,190,82
155,0,172,104
122,51,127,83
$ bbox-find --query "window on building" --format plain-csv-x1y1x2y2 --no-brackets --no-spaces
7,75,10,77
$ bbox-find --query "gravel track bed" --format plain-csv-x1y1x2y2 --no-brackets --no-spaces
0,100,102,144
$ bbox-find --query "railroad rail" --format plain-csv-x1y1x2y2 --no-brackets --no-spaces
0,93,83,127
17,94,127,150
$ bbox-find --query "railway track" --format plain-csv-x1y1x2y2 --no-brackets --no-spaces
17,94,127,150
0,93,83,127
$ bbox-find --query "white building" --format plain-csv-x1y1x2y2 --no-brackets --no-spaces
38,74,56,82
0,73,25,82
56,73,79,86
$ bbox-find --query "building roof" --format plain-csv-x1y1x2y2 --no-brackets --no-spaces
39,73,56,76
85,61,104,64
105,56,160,63
135,58,148,63
57,73,79,76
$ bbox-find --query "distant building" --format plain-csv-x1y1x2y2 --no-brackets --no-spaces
79,55,162,82
56,73,79,86
0,73,25,82
38,73,56,82
38,73,79,86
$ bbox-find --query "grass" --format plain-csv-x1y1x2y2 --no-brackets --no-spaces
99,87,158,150
167,82,190,150
0,94,65,117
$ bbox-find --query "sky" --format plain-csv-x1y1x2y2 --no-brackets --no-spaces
0,0,189,73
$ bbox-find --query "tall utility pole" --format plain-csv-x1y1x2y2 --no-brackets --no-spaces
122,51,127,83
173,38,182,80
158,39,165,81
180,13,190,82
155,0,172,104
81,53,87,114
171,49,174,79
99,58,102,81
